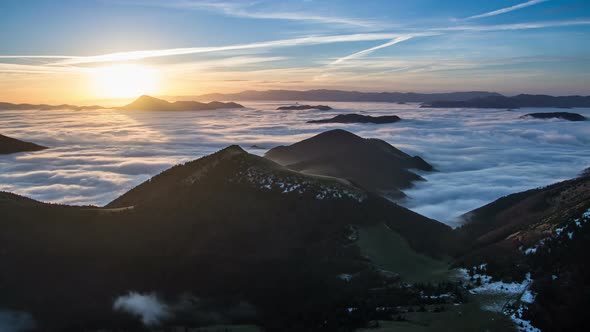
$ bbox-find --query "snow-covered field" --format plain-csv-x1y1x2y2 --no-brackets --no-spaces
1,102,588,226
458,266,540,332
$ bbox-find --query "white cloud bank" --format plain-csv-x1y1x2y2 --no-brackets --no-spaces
1,103,588,227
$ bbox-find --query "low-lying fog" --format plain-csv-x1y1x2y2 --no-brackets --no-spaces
1,102,588,226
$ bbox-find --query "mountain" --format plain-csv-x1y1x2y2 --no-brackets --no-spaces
308,114,401,124
454,172,590,332
277,104,332,110
520,112,586,121
0,96,244,112
424,94,590,108
0,146,454,331
194,89,502,103
0,102,104,111
0,133,47,154
119,95,244,111
457,172,590,261
264,129,433,198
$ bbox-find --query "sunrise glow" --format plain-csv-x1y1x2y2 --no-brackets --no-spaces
89,64,160,99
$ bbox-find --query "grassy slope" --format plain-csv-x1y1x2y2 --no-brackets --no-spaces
356,223,451,283
355,223,518,332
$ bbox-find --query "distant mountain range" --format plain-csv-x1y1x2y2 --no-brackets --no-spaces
3,91,590,111
0,133,47,154
265,129,432,198
194,89,502,103
0,95,244,112
424,94,590,108
0,102,104,111
119,95,244,111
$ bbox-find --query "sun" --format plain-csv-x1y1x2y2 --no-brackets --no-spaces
89,64,160,99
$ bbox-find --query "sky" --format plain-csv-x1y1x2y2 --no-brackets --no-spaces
0,0,589,103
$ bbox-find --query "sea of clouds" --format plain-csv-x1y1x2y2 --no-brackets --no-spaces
1,102,588,226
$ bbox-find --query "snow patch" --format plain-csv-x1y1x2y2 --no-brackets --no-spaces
520,290,535,304
338,274,353,282
508,306,541,332
238,167,366,202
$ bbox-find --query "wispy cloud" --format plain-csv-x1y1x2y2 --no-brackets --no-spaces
24,33,410,65
0,63,82,74
0,55,77,59
438,19,590,32
114,0,385,28
461,0,549,21
331,35,414,65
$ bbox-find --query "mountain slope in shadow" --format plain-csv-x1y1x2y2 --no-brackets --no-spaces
0,146,454,331
454,171,590,331
265,129,433,198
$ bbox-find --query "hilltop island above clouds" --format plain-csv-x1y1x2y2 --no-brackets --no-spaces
423,94,590,109
265,129,433,198
0,134,47,155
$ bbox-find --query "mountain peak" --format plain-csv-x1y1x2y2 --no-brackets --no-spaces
135,95,164,102
217,144,247,156
306,129,364,143
265,130,433,197
119,95,244,111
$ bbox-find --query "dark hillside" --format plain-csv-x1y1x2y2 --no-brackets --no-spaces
0,133,47,154
265,130,433,198
0,146,454,331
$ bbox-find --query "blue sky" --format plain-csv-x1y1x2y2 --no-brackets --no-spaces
0,0,589,102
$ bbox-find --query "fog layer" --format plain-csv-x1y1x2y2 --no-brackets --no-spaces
1,102,588,226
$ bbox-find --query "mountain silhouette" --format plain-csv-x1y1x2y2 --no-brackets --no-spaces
0,145,453,330
194,89,501,103
119,95,244,111
424,94,590,108
265,129,432,198
0,133,47,154
308,114,401,124
520,112,586,121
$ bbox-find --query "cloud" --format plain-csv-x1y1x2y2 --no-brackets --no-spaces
437,19,590,32
113,0,385,28
4,33,405,66
331,35,414,65
1,19,588,74
113,292,171,326
0,311,35,332
112,292,258,326
1,104,589,226
462,0,549,21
